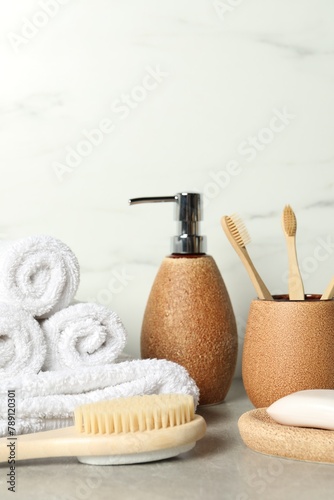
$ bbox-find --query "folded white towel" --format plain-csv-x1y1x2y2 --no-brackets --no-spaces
0,359,199,436
0,235,80,318
0,303,46,377
41,302,127,371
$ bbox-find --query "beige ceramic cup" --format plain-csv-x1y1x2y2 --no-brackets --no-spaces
242,294,334,408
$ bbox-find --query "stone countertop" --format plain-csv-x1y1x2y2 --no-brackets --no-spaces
1,379,333,500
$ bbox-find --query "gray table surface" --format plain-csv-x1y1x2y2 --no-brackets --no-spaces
1,379,333,500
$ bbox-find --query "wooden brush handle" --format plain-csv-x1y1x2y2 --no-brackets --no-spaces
321,276,334,300
0,427,77,463
238,247,273,300
221,217,272,300
286,237,304,300
0,417,206,463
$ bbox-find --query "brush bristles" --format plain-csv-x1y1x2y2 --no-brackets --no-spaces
283,205,297,236
74,394,195,435
225,214,251,248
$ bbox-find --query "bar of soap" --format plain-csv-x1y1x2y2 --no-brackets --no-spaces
267,390,334,431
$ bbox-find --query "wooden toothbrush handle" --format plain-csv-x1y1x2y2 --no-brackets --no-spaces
286,238,304,300
239,247,273,300
220,217,272,300
321,276,334,300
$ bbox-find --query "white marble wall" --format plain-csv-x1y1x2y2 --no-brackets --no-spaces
1,0,334,376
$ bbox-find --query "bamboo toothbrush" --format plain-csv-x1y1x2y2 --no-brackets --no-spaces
321,276,334,300
282,205,305,300
0,394,206,466
221,214,273,300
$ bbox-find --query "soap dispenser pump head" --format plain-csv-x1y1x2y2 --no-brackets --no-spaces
129,192,207,255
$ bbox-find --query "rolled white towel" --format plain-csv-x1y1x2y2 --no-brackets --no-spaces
0,303,46,377
0,235,80,318
41,302,127,371
0,359,200,436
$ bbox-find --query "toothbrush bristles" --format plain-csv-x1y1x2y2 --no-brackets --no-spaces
283,205,297,237
225,214,251,248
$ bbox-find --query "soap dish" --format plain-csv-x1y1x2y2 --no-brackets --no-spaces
238,409,334,464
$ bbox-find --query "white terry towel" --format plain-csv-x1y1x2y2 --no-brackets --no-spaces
0,235,80,318
0,359,200,436
41,302,127,371
0,303,46,377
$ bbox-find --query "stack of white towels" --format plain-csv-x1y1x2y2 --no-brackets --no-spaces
0,235,199,436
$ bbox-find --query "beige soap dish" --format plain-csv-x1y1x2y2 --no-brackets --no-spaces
238,409,334,464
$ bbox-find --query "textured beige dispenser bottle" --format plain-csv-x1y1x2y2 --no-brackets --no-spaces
129,193,238,405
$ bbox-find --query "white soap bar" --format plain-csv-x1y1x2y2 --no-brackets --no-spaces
267,390,334,431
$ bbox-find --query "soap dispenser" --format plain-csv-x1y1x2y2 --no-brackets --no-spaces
129,193,237,405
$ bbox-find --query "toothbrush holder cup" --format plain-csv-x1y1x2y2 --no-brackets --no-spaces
242,294,334,408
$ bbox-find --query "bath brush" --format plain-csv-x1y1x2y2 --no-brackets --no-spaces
221,214,272,300
0,394,206,465
282,205,305,300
